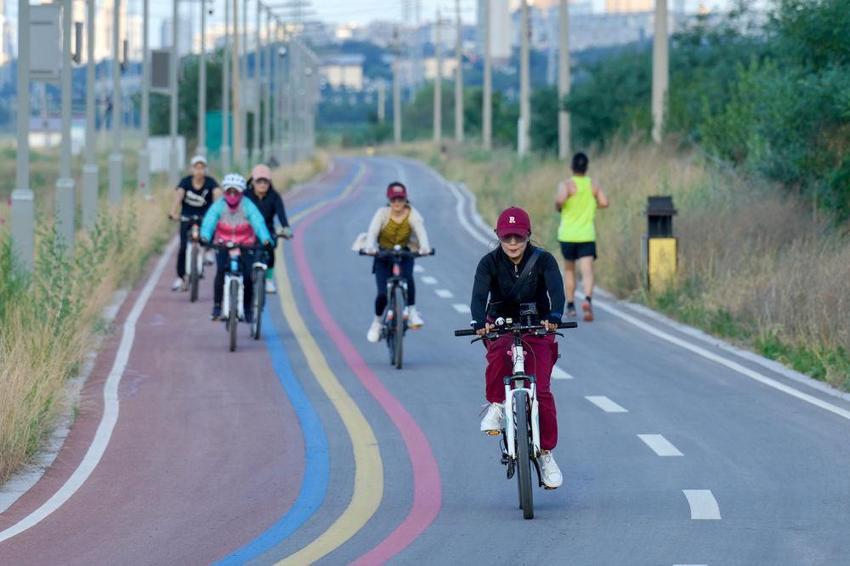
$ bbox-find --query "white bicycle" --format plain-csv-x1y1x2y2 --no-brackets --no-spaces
455,316,576,519
214,242,268,352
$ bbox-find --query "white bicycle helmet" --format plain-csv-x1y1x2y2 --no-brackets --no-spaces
221,173,246,192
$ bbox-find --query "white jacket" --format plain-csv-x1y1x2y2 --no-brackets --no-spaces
363,205,431,252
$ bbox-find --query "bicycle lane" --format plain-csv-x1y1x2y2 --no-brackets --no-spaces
0,237,307,562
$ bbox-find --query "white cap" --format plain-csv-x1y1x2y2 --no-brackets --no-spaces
190,154,207,166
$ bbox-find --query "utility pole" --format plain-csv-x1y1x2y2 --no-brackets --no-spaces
222,0,231,171
275,19,284,164
454,0,463,143
482,0,492,150
651,0,668,144
12,0,33,269
264,7,272,162
377,80,385,123
433,10,442,145
392,29,401,145
56,0,75,250
197,0,208,155
168,0,180,186
557,0,570,160
83,0,99,226
232,0,242,167
109,0,124,203
240,0,248,165
518,0,530,156
251,0,260,163
137,0,151,199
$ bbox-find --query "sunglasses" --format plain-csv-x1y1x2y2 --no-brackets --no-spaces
499,234,529,245
255,178,271,184
389,197,406,203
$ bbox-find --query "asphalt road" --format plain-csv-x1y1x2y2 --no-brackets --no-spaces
1,155,849,565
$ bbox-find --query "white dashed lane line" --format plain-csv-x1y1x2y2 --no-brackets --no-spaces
414,264,425,273
585,395,628,413
551,366,574,380
421,276,438,285
637,434,683,456
682,490,722,520
435,289,454,299
452,304,471,314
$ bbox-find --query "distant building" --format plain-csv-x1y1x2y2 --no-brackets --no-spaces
0,0,13,66
321,54,365,90
424,56,458,80
160,17,194,57
606,0,653,12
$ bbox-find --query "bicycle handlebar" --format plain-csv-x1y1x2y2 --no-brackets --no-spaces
453,321,577,337
358,248,436,258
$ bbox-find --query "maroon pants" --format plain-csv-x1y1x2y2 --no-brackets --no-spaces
484,333,559,451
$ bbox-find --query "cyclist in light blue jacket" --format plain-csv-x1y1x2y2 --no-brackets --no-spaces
201,173,272,321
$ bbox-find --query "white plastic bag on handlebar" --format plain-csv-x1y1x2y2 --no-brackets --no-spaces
350,232,368,252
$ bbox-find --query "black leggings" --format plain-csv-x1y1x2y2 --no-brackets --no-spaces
374,256,415,316
214,248,255,313
176,220,192,278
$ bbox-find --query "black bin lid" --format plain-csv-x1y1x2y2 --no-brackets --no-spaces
646,196,677,216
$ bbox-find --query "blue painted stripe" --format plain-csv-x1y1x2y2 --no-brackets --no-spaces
215,311,330,565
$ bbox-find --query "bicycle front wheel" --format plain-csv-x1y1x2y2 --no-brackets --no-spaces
189,243,200,302
515,390,534,520
229,279,239,352
252,267,265,340
393,284,404,369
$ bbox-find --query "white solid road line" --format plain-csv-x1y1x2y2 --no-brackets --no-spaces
435,289,454,299
421,275,438,285
585,395,629,413
638,434,683,457
682,490,722,520
551,366,574,380
0,239,178,544
444,180,492,247
452,304,471,314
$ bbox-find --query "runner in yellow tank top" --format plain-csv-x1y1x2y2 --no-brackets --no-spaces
554,153,609,322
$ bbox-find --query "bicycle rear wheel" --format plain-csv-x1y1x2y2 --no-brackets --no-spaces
252,267,264,340
189,243,199,302
393,285,404,369
515,390,534,519
229,279,239,352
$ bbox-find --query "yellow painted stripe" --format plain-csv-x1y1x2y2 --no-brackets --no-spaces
273,164,382,565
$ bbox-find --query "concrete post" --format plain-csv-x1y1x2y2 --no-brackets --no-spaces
433,11,442,144
108,0,124,204
652,0,668,144
482,0,492,150
197,0,208,155
558,0,570,160
12,0,34,269
168,0,180,186
56,0,76,251
454,0,463,143
518,0,530,156
137,0,151,199
83,0,99,226
222,0,231,171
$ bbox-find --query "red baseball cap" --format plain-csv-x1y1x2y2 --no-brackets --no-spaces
495,207,532,239
386,182,408,200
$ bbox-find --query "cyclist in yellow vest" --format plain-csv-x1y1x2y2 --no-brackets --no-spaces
554,152,609,322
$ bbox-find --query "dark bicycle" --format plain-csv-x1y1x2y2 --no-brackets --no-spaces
172,214,205,302
360,245,435,369
212,242,267,352
455,316,577,519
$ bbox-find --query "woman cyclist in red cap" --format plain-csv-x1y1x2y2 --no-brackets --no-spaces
470,206,566,488
363,181,432,343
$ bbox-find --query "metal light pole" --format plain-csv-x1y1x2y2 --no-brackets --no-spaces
652,0,668,144
197,0,208,155
12,0,34,269
377,79,385,123
239,0,248,165
393,54,401,144
482,0,492,150
83,0,99,226
168,0,180,186
222,0,232,171
454,0,463,143
108,0,124,204
138,0,151,199
251,0,260,163
433,11,442,144
557,0,570,160
263,6,272,162
55,0,76,250
518,0,530,156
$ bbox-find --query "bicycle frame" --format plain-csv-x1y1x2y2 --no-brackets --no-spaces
182,216,205,278
221,248,246,321
383,262,409,329
503,337,541,462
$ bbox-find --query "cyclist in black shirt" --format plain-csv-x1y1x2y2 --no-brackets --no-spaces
245,163,292,294
168,155,221,291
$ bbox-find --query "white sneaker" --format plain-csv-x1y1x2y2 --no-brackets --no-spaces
538,451,563,489
171,277,184,291
265,279,277,294
366,316,382,343
480,402,504,434
408,306,424,328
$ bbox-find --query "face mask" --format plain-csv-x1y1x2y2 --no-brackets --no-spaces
224,192,242,208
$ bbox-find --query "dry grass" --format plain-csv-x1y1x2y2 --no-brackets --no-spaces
396,140,850,389
0,162,170,483
270,151,330,195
